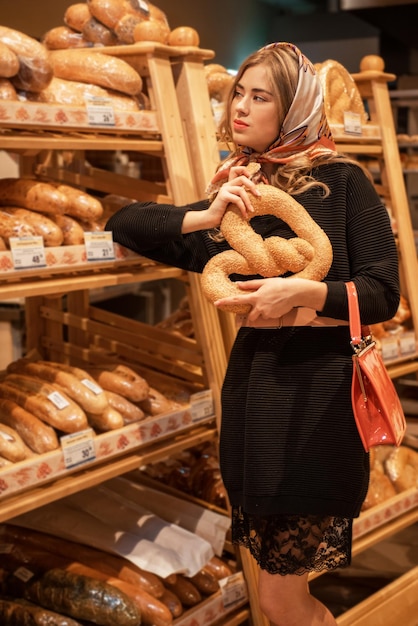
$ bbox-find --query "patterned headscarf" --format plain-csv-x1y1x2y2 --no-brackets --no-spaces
207,42,337,195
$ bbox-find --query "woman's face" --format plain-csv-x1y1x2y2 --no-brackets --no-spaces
230,63,280,153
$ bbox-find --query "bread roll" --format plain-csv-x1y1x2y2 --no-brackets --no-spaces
0,422,27,462
133,19,170,44
0,178,69,215
82,16,119,46
0,26,53,92
43,26,91,50
315,59,368,126
0,207,64,247
57,184,104,221
0,78,18,100
53,214,85,245
87,0,141,29
0,41,20,78
64,3,93,32
49,49,143,96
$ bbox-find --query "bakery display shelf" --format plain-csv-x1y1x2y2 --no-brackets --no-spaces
0,100,160,136
0,417,218,523
335,565,418,626
0,247,184,301
0,131,164,154
173,585,249,626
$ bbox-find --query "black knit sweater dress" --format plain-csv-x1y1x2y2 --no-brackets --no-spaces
106,162,400,573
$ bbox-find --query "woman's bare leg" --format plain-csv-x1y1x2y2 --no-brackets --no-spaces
258,569,338,626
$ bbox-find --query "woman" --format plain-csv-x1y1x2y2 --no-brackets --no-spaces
106,42,400,626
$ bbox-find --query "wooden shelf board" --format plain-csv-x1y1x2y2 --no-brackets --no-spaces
0,425,218,523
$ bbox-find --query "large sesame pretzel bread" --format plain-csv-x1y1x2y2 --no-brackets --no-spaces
201,166,333,314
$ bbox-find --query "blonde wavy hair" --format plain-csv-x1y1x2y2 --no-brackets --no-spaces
217,45,370,198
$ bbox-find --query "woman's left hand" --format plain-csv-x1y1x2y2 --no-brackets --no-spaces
214,276,328,323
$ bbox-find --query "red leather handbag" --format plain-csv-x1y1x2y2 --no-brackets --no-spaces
346,281,406,453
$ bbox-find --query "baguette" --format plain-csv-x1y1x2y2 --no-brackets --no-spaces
88,364,149,402
0,178,69,215
0,422,27,462
3,524,165,599
0,597,85,625
0,25,53,92
30,76,141,111
0,207,64,246
0,397,59,453
7,359,109,415
104,390,146,424
2,537,172,626
49,49,143,96
86,405,125,431
0,41,20,78
159,588,183,618
0,375,88,433
139,386,179,416
163,574,201,607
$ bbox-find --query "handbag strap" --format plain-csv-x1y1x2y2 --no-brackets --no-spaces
345,281,363,346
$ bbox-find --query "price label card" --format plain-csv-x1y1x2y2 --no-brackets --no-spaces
61,428,96,470
10,236,46,270
190,389,214,422
219,572,248,609
343,111,362,136
84,231,115,262
399,331,417,356
86,99,115,127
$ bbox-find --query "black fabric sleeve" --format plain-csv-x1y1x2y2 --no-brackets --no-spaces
321,165,400,324
105,199,215,273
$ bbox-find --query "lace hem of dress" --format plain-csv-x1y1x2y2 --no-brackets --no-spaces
232,506,352,576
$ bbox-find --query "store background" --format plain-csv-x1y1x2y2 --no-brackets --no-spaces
0,0,417,75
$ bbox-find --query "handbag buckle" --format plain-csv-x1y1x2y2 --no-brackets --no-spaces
350,334,374,356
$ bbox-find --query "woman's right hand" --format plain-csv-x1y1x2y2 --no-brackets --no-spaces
206,165,261,228
181,166,261,234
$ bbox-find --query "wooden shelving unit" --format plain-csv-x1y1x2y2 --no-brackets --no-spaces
0,45,417,626
0,43,249,626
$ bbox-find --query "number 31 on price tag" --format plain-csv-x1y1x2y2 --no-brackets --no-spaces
61,429,96,470
84,231,115,262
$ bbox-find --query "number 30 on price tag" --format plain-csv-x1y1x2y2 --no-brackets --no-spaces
61,429,96,470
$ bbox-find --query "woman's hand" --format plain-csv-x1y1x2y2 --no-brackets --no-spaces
214,277,328,323
183,166,261,233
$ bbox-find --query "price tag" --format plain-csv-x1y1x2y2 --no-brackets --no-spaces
219,572,248,608
86,99,115,127
81,378,104,395
10,236,46,270
343,111,362,136
380,336,400,361
190,389,214,422
47,391,70,410
61,428,96,470
399,331,417,356
13,567,35,582
84,231,115,262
